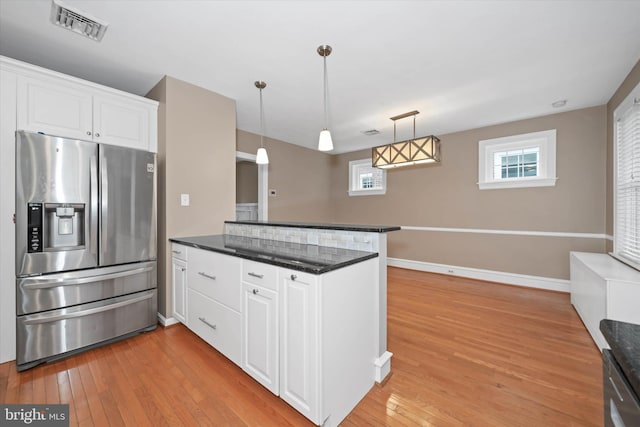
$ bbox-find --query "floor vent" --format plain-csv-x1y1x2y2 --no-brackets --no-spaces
50,0,108,41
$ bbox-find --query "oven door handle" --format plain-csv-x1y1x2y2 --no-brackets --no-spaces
20,265,154,290
22,291,155,325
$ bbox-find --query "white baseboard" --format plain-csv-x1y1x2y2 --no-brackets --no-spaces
374,351,393,383
157,312,179,327
388,257,570,292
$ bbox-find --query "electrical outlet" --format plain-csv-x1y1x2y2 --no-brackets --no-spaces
269,189,277,197
180,194,190,206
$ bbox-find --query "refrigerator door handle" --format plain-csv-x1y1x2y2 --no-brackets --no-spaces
90,154,98,258
21,265,155,289
100,153,108,258
21,291,155,325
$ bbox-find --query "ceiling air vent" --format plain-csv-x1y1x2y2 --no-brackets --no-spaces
361,129,380,136
50,0,108,42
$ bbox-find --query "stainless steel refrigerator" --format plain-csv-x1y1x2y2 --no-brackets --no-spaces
15,130,157,370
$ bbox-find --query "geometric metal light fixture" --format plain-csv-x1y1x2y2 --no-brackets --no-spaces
372,110,441,169
317,44,334,152
255,80,269,165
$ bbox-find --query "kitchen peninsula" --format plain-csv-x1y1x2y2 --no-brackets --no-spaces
170,220,399,426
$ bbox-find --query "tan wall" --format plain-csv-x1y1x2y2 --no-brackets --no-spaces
147,76,236,317
236,161,258,203
330,106,608,279
606,59,640,251
236,129,333,222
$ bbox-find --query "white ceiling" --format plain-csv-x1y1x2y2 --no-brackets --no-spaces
1,1,639,154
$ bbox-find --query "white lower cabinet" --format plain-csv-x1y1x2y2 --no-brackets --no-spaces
242,282,279,394
178,247,379,427
171,257,187,324
570,251,640,350
188,288,241,365
241,259,279,394
279,260,378,427
181,247,242,366
279,270,319,422
171,243,188,324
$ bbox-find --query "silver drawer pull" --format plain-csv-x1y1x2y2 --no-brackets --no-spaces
609,376,624,402
290,274,297,281
248,272,264,279
198,272,216,280
198,317,217,330
172,250,181,254
252,289,259,295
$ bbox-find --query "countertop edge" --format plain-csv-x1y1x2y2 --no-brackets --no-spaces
169,237,379,275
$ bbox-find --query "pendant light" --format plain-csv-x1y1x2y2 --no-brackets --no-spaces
317,45,333,152
255,81,269,164
372,110,441,169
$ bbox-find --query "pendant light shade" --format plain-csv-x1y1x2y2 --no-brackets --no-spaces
318,129,333,152
256,147,269,164
318,45,334,152
255,80,269,165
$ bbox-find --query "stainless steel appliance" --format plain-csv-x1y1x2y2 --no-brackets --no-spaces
15,130,157,370
603,349,640,426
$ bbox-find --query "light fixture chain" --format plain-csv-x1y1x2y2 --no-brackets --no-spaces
259,86,264,148
323,53,328,129
413,114,416,140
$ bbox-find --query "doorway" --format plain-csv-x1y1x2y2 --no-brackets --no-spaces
235,151,267,221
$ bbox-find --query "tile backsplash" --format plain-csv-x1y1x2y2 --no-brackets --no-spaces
224,223,379,252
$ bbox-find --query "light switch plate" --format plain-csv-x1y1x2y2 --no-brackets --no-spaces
180,194,190,206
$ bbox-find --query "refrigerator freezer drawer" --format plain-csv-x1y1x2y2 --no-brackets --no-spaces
17,289,157,369
17,261,157,315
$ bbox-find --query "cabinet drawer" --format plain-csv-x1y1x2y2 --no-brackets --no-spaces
171,243,188,261
188,248,241,311
242,259,278,291
188,289,241,366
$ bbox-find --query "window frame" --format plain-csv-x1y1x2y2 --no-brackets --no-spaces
478,129,557,190
348,158,386,196
612,82,640,271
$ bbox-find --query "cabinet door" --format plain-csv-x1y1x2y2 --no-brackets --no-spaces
242,282,278,394
93,93,150,150
17,75,92,140
172,258,187,324
279,270,319,423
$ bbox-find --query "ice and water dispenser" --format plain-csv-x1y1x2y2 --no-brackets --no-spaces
27,202,85,253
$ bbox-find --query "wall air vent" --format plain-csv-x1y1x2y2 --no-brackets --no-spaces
50,0,108,41
361,129,380,136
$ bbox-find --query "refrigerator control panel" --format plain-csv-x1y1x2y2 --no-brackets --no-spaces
27,203,43,253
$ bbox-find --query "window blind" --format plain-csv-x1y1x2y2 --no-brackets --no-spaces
614,100,640,270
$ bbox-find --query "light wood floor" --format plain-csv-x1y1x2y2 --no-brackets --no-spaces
1,267,603,426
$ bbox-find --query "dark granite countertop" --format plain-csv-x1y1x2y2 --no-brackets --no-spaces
600,319,640,397
169,234,378,275
225,220,401,233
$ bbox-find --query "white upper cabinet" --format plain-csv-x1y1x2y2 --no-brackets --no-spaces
8,56,158,152
17,75,92,141
93,93,152,149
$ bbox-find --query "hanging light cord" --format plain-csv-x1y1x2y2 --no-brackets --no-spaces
259,86,265,148
323,52,328,129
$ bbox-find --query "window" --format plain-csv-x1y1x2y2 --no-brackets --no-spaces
613,82,640,270
478,129,557,190
349,158,386,196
